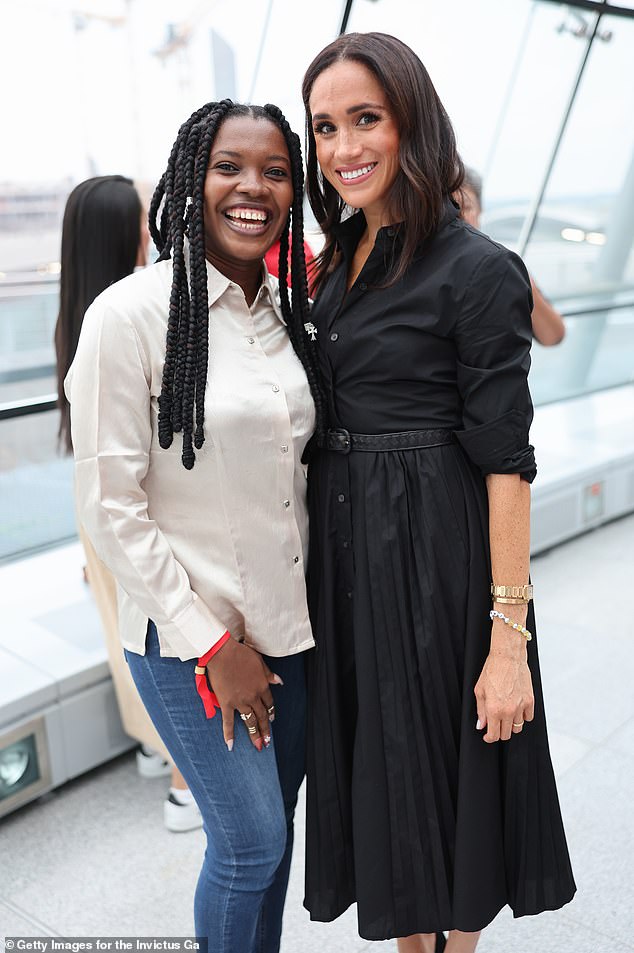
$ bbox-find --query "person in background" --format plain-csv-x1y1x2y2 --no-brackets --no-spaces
54,174,201,832
459,167,566,346
65,101,325,952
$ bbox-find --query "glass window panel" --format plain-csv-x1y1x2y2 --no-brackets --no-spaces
0,279,58,403
479,2,593,234
0,407,76,563
530,300,634,405
524,13,634,298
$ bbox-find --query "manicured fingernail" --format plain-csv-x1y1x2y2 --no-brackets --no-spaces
255,738,263,752
476,719,482,730
271,674,284,685
226,739,234,752
264,735,271,747
269,713,275,722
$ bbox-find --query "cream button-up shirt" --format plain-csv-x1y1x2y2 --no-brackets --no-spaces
66,258,316,661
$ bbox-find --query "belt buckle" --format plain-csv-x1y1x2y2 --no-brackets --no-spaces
330,427,352,454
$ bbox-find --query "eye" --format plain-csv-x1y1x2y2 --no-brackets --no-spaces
357,112,381,127
213,162,238,173
313,121,335,136
266,167,289,179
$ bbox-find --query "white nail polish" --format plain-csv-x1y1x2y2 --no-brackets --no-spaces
476,719,482,730
226,739,234,752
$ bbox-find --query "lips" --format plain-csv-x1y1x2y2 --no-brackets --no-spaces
224,205,271,232
336,163,378,183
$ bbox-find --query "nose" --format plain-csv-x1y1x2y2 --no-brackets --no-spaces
236,168,268,196
334,127,363,163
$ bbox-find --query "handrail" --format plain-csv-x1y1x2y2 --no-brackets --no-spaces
0,297,633,421
0,394,57,420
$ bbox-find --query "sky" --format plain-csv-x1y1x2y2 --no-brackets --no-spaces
1,0,633,205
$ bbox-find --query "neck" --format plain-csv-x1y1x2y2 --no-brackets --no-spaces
205,253,263,307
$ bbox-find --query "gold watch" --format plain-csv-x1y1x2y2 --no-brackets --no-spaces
490,584,533,603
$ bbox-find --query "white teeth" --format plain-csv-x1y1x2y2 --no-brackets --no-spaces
226,208,268,222
228,220,266,230
340,164,376,181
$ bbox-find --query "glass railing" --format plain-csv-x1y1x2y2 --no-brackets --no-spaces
530,290,634,403
1,276,633,564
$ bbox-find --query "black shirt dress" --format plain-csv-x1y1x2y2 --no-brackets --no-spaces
304,201,576,939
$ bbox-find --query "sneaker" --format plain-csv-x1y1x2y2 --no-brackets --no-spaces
136,746,171,779
164,792,203,833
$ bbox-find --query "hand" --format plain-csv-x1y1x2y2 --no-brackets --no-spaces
206,639,281,752
474,622,535,743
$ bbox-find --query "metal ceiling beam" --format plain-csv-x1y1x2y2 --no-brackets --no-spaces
538,0,634,20
339,0,355,35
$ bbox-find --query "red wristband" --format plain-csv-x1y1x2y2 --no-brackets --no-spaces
194,631,232,719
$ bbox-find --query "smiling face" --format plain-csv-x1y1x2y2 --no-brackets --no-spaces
203,114,293,280
308,58,401,228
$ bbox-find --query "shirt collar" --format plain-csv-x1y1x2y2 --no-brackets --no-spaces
332,196,460,259
204,256,286,326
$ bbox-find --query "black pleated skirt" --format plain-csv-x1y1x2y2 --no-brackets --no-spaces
304,441,576,940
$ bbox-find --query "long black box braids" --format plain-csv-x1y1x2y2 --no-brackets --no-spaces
148,99,327,470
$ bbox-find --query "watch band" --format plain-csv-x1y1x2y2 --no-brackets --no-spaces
490,584,534,602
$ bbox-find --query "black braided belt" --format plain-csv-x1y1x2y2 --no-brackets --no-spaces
323,427,454,454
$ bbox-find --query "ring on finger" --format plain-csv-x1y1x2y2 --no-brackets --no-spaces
247,724,258,735
512,722,524,729
240,711,255,722
267,705,275,716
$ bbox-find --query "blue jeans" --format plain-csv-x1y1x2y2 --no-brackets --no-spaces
125,622,307,953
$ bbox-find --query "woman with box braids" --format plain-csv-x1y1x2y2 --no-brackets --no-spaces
67,101,322,951
148,99,325,469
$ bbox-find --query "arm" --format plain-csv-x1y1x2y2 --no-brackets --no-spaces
67,297,227,659
452,249,538,742
530,275,565,346
474,473,535,742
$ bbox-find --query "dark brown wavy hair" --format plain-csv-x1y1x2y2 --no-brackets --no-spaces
302,32,464,292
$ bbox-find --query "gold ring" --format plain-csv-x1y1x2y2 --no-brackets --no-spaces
247,725,258,735
240,711,254,722
512,722,524,729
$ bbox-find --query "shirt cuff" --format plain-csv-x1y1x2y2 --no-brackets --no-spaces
194,631,232,719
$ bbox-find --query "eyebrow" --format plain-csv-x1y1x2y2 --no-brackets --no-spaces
210,149,290,162
312,102,386,121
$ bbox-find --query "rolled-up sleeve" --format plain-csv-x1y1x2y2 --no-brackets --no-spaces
65,298,228,659
453,248,537,483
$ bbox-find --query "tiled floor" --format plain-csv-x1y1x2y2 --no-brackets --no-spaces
2,514,634,953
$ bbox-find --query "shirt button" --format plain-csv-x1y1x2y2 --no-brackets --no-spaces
247,337,255,344
293,556,300,564
281,445,289,453
337,493,345,503
330,332,339,342
272,385,280,393
346,590,353,599
358,282,367,291
283,500,290,508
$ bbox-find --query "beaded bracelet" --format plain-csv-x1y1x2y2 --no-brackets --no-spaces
489,609,532,641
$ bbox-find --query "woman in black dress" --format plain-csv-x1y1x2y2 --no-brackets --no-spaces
301,32,576,953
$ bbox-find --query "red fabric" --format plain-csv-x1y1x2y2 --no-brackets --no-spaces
265,238,315,293
195,630,231,719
